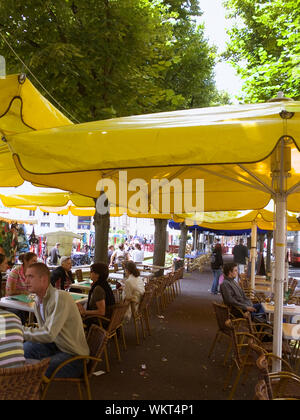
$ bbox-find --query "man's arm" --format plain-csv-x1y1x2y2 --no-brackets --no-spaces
220,282,250,312
23,292,69,344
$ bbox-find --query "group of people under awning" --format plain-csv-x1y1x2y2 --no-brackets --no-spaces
0,250,145,379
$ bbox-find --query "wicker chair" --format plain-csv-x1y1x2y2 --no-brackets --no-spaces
131,287,155,345
152,275,169,314
84,302,129,373
75,269,83,282
208,302,234,365
254,379,270,400
254,379,299,400
41,324,108,400
255,353,300,400
224,318,263,400
243,311,292,359
0,358,50,400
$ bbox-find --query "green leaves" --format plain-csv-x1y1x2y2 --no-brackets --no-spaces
0,0,224,121
224,0,300,102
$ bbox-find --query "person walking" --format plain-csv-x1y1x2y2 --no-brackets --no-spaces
210,240,223,295
49,243,61,266
232,239,248,275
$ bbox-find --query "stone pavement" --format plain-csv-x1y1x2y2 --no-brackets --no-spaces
45,266,259,401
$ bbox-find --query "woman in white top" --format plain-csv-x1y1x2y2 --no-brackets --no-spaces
122,261,145,320
130,243,144,263
110,243,128,267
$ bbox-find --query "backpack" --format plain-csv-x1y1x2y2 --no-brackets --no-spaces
211,251,217,264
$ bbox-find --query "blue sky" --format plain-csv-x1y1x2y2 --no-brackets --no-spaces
197,0,243,101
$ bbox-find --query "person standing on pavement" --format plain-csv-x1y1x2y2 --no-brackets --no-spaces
49,243,61,265
210,240,223,295
232,239,248,275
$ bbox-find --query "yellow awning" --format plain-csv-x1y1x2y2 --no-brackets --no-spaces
0,74,72,187
7,97,300,213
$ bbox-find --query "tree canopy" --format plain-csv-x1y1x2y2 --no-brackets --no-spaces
224,0,300,102
0,0,227,122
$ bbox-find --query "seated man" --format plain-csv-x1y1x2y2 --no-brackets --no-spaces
0,309,25,368
23,263,89,378
50,256,75,291
220,262,265,319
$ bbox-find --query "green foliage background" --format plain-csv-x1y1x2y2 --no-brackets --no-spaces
224,0,300,102
0,0,229,122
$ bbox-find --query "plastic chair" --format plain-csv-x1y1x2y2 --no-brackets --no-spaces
41,325,108,400
0,358,50,400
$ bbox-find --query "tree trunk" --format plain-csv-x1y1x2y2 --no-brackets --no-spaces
93,198,110,264
178,222,188,259
153,219,168,277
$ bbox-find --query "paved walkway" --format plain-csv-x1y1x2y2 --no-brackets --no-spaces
45,266,258,401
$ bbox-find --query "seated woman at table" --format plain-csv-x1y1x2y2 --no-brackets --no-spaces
6,252,37,297
122,261,145,320
77,262,115,330
50,256,75,291
130,243,144,264
5,252,37,324
0,254,9,298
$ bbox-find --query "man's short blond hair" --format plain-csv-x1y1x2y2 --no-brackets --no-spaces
28,262,50,281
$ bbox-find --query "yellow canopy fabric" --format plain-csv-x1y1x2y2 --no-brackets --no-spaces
176,209,300,231
1,187,299,231
7,97,300,213
0,74,72,187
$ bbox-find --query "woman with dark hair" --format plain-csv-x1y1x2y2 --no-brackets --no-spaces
122,261,145,320
6,252,37,296
0,254,9,298
77,262,115,328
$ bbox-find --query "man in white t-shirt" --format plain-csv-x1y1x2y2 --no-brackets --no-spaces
131,243,144,263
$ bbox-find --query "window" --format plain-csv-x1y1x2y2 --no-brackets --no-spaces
55,223,64,228
29,210,35,216
43,212,50,216
77,216,91,230
40,222,50,228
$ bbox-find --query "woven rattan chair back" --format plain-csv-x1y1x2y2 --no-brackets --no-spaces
86,324,108,376
212,302,232,336
75,269,83,282
0,358,50,400
138,288,155,313
255,379,270,400
256,354,274,399
107,302,130,335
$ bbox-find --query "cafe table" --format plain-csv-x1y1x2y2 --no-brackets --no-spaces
0,291,88,313
254,284,272,293
282,323,300,341
262,302,300,323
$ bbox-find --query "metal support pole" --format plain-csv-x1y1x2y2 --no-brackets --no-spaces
250,221,257,290
272,193,286,372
